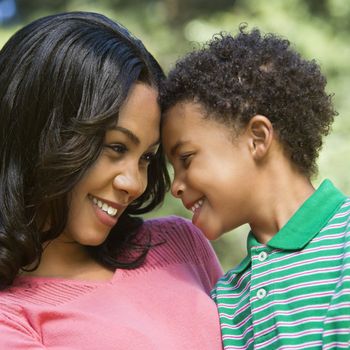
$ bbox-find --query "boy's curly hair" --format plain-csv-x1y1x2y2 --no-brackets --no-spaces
160,25,337,178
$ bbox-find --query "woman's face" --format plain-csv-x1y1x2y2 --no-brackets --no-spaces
61,83,160,246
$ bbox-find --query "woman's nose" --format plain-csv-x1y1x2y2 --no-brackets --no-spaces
113,170,145,202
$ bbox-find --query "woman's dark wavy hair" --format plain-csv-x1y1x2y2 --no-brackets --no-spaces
160,24,337,178
0,11,170,289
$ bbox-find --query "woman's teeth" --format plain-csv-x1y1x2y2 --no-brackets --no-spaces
191,199,203,213
91,196,118,217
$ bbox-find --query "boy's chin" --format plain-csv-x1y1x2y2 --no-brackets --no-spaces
196,222,226,241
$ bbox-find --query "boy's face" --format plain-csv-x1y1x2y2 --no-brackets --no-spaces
162,102,258,240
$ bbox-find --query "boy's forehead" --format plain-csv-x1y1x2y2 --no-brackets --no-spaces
162,102,232,154
163,101,233,134
162,103,202,154
163,101,207,125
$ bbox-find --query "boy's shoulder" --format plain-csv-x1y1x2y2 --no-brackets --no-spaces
322,191,350,231
337,195,350,213
212,255,251,290
332,195,350,230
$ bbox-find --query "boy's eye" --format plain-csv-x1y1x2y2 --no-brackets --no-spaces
179,153,193,168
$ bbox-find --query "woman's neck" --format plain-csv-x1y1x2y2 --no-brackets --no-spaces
22,236,113,281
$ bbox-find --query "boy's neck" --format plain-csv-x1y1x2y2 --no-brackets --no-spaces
249,161,315,245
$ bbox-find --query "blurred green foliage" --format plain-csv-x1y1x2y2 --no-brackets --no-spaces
1,0,349,271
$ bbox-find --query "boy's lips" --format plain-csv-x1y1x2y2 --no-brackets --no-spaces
184,197,205,213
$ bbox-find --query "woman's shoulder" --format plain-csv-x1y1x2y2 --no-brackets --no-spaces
142,215,205,244
142,215,191,229
139,216,217,265
0,290,27,329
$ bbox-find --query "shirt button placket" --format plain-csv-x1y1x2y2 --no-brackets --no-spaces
251,248,270,345
258,251,268,262
257,251,268,299
257,288,267,299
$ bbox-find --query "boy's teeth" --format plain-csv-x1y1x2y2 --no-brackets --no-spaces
191,199,203,212
91,196,118,217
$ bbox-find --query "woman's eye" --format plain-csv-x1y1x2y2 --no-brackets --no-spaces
104,143,128,155
141,152,157,164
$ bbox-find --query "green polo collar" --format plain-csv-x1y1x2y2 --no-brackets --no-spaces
231,180,346,274
267,179,346,250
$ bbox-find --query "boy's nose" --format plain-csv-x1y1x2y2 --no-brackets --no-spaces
171,179,185,198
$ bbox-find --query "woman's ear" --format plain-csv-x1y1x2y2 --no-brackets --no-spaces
246,115,274,160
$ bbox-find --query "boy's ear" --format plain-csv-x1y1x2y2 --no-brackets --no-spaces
246,115,273,160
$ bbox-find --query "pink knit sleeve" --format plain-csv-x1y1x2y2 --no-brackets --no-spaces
0,308,46,349
148,216,223,293
175,217,224,288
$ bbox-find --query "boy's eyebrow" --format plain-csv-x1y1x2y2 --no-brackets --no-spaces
109,125,160,147
170,140,186,157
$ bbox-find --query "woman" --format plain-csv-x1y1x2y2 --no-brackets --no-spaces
0,12,223,349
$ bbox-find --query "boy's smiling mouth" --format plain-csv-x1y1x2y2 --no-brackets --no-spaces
191,198,204,213
185,197,205,227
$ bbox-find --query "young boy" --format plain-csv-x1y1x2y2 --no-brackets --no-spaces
160,25,350,349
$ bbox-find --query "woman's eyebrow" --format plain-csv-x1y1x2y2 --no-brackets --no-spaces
109,126,140,145
109,125,160,148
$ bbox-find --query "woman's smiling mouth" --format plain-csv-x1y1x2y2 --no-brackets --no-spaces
89,195,119,217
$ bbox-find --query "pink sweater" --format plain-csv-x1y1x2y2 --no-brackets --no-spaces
0,216,223,349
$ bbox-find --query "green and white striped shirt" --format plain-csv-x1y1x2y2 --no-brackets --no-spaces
212,179,350,349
